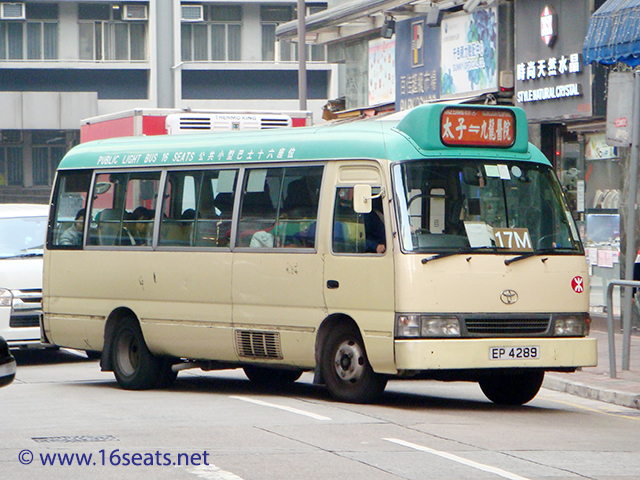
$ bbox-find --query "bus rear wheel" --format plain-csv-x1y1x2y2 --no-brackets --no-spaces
243,366,303,384
321,323,387,403
479,370,545,406
111,317,163,390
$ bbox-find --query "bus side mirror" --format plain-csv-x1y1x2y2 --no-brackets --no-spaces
353,184,372,214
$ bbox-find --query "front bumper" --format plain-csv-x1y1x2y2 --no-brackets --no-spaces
395,337,597,371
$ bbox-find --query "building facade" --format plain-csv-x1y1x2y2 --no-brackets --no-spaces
0,0,333,203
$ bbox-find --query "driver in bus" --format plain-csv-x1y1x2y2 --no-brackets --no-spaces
59,208,85,246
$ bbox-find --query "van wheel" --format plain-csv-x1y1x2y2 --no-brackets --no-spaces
111,317,161,390
321,323,387,403
243,366,303,384
479,370,545,406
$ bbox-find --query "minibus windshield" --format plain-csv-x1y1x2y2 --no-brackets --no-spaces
392,160,582,254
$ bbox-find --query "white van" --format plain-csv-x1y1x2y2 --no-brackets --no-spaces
0,204,49,347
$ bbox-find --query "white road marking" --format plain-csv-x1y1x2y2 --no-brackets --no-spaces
186,464,245,480
383,438,533,480
230,396,332,421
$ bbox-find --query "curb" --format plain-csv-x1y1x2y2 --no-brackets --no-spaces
543,375,640,410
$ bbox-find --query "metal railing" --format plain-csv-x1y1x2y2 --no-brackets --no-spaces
605,280,639,379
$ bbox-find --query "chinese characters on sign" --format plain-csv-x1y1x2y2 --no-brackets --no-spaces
516,53,582,81
515,53,583,104
440,107,515,148
96,146,298,167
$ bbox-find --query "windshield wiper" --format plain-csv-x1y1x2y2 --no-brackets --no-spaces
421,246,498,264
504,248,561,266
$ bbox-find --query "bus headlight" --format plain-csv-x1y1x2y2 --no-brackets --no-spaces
553,314,590,336
0,288,12,308
396,314,461,338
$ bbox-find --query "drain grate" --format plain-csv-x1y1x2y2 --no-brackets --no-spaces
32,435,118,443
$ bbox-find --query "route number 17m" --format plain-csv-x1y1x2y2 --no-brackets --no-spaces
493,228,533,252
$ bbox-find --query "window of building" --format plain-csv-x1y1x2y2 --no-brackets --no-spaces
32,131,66,187
181,4,242,62
0,131,23,186
0,3,58,60
79,3,147,61
0,146,23,186
261,6,293,61
260,4,325,62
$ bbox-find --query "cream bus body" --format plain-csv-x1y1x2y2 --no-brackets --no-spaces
43,104,596,405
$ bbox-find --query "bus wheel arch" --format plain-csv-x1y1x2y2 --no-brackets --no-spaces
316,314,387,403
101,307,137,373
102,310,176,390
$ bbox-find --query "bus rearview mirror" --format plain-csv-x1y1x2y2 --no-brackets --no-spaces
353,184,372,214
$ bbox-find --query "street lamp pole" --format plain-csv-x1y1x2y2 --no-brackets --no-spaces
297,0,307,110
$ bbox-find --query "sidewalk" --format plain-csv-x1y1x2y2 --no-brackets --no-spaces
543,322,640,410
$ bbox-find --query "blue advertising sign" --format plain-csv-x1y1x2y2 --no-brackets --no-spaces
395,16,441,111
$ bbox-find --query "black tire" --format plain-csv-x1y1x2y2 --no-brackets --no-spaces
243,365,303,384
111,317,162,390
320,323,387,403
479,370,545,406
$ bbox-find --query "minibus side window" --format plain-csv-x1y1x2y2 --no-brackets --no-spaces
49,170,92,249
88,171,161,247
237,166,323,249
159,169,239,248
332,186,385,254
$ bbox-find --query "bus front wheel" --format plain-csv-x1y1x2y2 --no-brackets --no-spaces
321,323,387,403
112,317,164,390
478,370,545,406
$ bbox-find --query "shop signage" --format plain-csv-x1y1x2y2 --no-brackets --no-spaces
540,5,557,46
368,38,396,106
606,71,634,147
514,0,595,122
395,16,441,111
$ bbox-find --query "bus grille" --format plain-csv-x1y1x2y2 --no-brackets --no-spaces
235,330,283,359
464,317,550,336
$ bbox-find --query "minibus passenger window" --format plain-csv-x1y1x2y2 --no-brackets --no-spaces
88,171,161,247
49,170,91,249
159,169,239,248
237,166,322,249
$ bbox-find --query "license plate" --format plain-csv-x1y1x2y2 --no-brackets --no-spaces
490,346,540,360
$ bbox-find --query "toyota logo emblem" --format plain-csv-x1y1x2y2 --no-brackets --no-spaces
500,290,518,305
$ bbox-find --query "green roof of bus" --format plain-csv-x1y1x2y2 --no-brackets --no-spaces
58,104,550,170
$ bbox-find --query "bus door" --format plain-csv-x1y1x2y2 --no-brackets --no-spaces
231,166,326,368
322,165,396,374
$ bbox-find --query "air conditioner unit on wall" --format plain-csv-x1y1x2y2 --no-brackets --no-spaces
0,3,25,20
181,5,204,22
122,4,148,21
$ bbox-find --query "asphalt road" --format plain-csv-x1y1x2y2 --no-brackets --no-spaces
1,348,639,480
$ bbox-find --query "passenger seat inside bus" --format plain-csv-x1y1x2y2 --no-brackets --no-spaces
238,190,275,247
96,209,134,246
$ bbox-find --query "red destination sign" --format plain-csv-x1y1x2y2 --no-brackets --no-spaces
441,107,516,148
